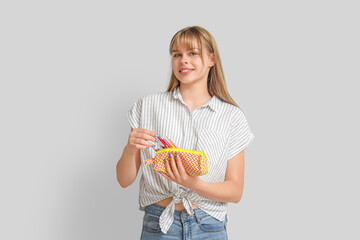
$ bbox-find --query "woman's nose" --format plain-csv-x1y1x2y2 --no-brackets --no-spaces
180,55,189,64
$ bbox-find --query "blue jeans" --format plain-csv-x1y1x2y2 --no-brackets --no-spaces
140,204,228,240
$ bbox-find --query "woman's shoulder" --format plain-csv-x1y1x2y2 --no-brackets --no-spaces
216,97,245,116
132,90,172,104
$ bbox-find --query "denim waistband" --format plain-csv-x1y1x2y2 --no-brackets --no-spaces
144,204,210,222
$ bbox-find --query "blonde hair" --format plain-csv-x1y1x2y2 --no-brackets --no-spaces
167,26,241,109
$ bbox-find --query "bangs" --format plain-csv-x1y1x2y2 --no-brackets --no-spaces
170,31,203,54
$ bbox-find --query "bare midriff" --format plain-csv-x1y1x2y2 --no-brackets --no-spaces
155,197,198,211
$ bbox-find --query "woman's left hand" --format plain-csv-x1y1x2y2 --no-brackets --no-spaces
160,152,200,189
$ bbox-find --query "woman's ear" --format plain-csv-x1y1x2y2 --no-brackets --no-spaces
209,53,215,67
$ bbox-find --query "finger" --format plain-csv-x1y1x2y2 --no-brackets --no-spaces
175,152,188,176
169,152,180,179
137,128,157,137
164,156,175,179
132,129,157,142
128,132,154,148
131,143,148,150
152,146,159,152
132,138,155,150
160,172,171,181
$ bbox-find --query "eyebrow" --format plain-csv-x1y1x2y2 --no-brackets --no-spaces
172,48,199,52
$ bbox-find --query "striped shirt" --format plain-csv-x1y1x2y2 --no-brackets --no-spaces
127,86,255,234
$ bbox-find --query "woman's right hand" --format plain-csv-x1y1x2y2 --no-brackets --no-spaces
126,128,157,153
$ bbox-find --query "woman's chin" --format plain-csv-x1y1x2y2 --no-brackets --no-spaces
178,80,194,85
177,76,196,84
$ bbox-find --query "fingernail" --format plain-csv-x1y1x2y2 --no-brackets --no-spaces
176,152,178,157
146,146,149,149
155,133,160,137
169,153,172,158
164,159,167,163
155,138,159,142
152,144,155,147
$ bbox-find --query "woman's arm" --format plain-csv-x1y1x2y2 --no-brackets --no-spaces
192,150,244,203
160,150,245,203
116,128,156,188
116,144,141,188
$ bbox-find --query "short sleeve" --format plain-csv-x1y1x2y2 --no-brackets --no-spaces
226,108,255,160
127,97,143,129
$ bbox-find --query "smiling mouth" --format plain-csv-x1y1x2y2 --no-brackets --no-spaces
179,69,194,73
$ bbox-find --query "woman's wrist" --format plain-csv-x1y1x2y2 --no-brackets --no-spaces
188,176,203,192
124,143,137,156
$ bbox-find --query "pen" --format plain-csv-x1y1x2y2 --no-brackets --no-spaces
158,137,171,148
166,138,175,148
166,137,178,148
162,137,172,148
155,135,166,148
163,139,173,148
162,139,172,148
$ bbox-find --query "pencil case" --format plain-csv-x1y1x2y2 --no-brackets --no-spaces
145,148,209,176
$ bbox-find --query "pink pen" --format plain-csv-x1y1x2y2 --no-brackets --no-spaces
162,139,172,148
166,137,178,148
158,136,171,148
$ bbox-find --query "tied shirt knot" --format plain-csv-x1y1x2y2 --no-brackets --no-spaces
158,187,194,234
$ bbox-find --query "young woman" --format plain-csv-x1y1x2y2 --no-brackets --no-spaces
116,26,255,239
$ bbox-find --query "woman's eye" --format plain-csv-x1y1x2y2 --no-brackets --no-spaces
172,52,197,57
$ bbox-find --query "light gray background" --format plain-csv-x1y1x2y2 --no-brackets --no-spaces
1,0,359,239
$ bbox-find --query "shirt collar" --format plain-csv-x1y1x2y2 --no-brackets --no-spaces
172,86,219,112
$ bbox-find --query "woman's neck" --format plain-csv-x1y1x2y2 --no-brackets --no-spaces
179,83,212,110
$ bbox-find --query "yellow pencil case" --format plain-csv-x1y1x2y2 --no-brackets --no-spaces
145,148,209,176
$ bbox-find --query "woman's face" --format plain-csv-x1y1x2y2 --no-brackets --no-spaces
171,39,214,86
